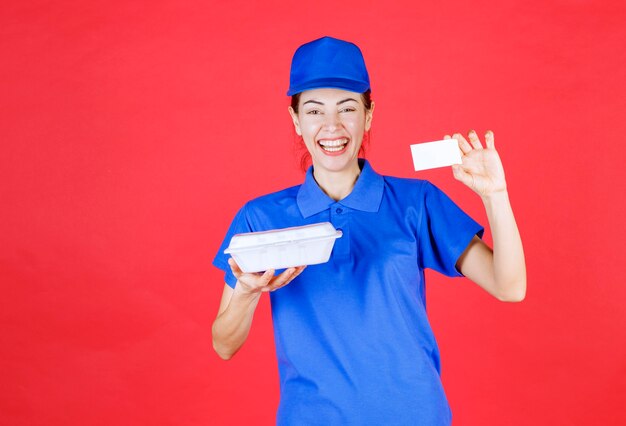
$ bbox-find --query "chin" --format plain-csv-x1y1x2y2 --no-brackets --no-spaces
314,153,359,173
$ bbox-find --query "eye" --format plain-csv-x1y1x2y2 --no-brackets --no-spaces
340,107,356,113
306,109,321,115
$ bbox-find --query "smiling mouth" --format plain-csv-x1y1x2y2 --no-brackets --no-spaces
318,138,349,152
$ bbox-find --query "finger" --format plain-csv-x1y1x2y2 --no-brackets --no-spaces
294,265,307,276
452,164,474,187
266,267,296,290
267,280,290,292
467,130,483,149
268,265,308,291
461,153,485,170
453,133,472,155
287,266,306,282
444,135,462,156
485,130,495,149
262,268,275,283
251,268,273,290
267,277,295,292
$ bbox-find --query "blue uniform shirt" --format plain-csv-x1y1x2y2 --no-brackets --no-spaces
213,159,484,425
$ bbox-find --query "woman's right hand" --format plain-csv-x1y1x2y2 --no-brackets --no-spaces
213,259,306,359
228,257,306,295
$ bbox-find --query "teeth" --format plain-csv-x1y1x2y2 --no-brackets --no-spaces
319,138,348,147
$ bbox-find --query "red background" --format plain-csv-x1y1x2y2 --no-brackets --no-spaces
2,1,625,425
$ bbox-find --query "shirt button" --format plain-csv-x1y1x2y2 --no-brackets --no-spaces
336,207,343,214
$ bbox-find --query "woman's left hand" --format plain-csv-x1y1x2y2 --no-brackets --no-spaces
444,130,507,198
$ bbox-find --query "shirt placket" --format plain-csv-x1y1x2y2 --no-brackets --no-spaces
330,203,350,257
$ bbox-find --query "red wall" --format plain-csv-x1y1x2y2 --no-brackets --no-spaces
2,1,625,425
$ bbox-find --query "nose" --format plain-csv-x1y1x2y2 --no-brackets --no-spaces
323,112,342,132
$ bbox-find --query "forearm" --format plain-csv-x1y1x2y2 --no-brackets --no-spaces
211,285,262,360
482,191,527,301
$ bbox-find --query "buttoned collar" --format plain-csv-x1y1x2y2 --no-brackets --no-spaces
297,158,385,218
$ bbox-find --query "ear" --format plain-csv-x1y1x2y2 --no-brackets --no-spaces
364,101,375,132
287,106,302,136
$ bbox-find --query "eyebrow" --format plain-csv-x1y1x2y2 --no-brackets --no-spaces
302,98,359,106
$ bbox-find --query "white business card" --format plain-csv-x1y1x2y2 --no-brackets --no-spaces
410,139,462,171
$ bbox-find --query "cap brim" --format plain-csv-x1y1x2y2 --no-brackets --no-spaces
287,78,370,96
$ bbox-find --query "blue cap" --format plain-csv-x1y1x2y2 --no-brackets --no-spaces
287,36,370,96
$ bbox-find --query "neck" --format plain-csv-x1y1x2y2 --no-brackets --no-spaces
312,160,362,202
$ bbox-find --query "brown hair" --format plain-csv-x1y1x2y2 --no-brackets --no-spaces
291,89,373,172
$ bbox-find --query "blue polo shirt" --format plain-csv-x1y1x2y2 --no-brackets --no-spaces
213,159,484,425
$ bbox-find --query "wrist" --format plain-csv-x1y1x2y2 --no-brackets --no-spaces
481,188,509,204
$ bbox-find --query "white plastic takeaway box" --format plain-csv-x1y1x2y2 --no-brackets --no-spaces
224,222,343,273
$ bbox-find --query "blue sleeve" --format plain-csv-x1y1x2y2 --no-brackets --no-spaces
212,203,254,288
417,181,485,277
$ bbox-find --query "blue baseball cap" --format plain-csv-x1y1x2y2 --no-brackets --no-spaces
287,36,370,96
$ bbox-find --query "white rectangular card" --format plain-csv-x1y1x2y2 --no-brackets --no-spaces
410,139,462,171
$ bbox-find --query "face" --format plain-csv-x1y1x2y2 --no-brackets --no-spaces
288,88,374,174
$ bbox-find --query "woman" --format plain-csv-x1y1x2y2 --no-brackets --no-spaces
212,36,526,425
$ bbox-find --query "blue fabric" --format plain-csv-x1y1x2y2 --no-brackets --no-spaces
287,36,370,96
213,159,484,425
